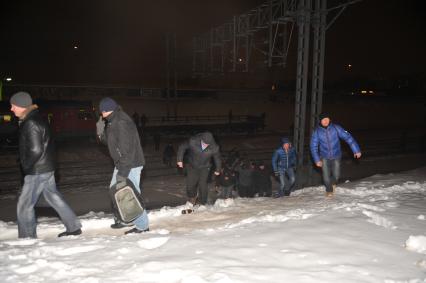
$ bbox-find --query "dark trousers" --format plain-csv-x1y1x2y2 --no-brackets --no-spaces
238,184,255,198
186,166,210,205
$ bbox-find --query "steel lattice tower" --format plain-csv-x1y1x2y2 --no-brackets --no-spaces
192,0,361,185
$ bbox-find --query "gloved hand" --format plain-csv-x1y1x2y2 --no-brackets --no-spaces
116,174,127,188
96,116,105,137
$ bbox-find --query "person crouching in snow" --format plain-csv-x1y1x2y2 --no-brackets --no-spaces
253,161,272,197
272,137,297,197
96,97,149,234
235,159,255,198
10,92,82,238
177,132,221,205
310,113,362,197
218,165,236,199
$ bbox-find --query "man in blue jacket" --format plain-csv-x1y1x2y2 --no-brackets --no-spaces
272,137,297,197
310,113,362,196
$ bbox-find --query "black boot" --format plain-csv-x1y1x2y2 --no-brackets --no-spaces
124,227,149,235
58,229,82,237
110,222,133,229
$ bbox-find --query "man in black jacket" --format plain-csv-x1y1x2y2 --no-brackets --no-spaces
177,132,221,205
10,92,82,238
96,97,149,234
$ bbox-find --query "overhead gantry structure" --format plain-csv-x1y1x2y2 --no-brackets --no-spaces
192,0,362,174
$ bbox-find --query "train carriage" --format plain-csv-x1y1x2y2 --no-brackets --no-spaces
38,100,96,139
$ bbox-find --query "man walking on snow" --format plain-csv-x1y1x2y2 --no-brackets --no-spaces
310,113,362,197
10,92,82,238
272,137,297,197
177,132,221,205
96,97,149,234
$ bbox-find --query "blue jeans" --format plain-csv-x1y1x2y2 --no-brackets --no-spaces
278,168,296,195
17,171,81,238
110,166,149,231
321,159,341,192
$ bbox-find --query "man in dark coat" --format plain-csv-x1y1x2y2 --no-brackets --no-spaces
97,97,149,234
163,143,175,167
10,92,82,238
310,113,361,197
176,132,221,205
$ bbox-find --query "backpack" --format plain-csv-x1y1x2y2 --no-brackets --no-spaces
109,179,145,223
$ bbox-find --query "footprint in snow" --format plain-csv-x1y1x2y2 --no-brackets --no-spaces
137,237,170,250
54,245,105,256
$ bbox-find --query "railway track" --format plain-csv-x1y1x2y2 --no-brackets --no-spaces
0,133,423,196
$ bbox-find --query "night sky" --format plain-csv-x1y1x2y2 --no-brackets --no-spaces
1,0,425,86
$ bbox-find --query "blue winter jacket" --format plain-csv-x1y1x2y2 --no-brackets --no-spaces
272,146,297,173
310,123,360,163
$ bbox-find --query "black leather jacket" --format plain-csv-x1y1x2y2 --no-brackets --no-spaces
18,106,55,175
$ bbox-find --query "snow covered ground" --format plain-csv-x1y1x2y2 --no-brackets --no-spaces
0,168,425,283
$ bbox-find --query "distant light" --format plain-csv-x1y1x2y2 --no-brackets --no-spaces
361,90,367,94
74,46,78,50
3,115,12,122
238,58,243,62
5,77,12,82
347,64,352,68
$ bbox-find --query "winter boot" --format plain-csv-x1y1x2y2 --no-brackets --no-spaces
58,229,82,237
274,191,284,198
189,197,198,205
110,221,133,229
124,227,150,235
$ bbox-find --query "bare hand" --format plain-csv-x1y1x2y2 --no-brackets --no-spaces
214,171,220,176
316,161,323,167
354,152,362,159
177,162,183,168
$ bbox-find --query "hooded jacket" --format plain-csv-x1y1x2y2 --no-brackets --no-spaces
18,105,56,175
177,132,221,171
100,106,145,177
272,138,297,172
310,123,360,163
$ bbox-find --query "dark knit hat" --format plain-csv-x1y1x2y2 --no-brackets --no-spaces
99,97,118,113
281,137,290,145
10,92,32,108
318,112,330,121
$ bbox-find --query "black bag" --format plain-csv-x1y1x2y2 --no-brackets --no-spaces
109,179,145,224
